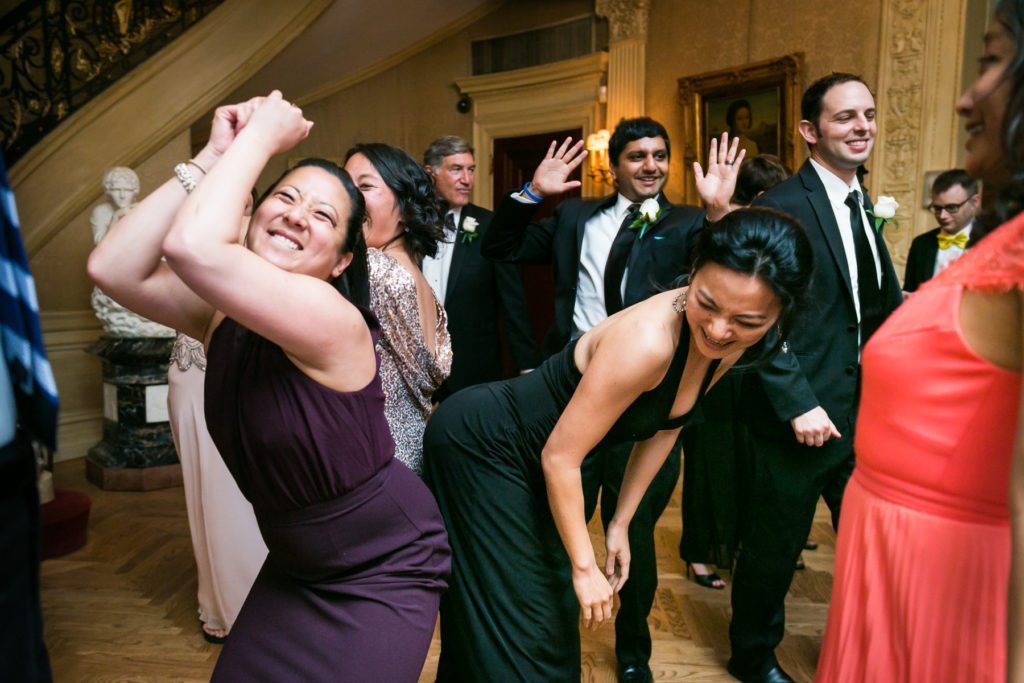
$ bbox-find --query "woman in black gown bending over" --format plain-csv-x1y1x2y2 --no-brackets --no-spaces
424,208,813,681
88,92,450,682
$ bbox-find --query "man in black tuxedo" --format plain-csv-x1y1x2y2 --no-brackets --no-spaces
482,117,734,683
903,168,979,293
422,136,538,402
727,74,904,683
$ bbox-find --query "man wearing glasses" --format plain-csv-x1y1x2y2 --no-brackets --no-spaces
903,169,979,293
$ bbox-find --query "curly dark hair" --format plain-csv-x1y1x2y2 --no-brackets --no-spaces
255,158,369,308
344,143,445,260
690,207,814,362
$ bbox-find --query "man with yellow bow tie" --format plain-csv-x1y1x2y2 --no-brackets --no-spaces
903,169,979,293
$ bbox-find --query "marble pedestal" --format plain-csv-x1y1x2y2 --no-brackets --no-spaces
85,337,179,491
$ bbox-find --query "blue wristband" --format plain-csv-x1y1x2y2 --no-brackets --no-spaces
521,182,543,203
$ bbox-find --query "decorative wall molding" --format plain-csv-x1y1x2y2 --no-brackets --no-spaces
595,0,650,42
457,51,608,206
596,0,648,131
10,0,333,258
871,0,969,270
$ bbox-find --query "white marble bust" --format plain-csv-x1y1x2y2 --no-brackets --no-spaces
90,167,175,338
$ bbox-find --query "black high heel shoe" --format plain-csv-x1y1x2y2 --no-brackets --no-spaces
686,563,726,590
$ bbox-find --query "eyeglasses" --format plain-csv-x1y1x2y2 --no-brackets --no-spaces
929,197,974,216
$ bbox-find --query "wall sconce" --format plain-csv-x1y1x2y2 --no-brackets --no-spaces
586,129,613,185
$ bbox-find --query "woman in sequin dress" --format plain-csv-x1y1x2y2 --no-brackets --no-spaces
89,93,450,681
344,144,451,475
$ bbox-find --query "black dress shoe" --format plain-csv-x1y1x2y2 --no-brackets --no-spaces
726,662,795,683
618,663,654,683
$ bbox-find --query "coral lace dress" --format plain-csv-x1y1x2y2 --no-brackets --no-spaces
815,214,1024,682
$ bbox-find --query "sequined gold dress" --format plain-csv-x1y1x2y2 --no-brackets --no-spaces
368,248,452,475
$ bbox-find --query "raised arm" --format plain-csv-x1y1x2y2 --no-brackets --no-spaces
480,137,587,264
694,132,745,221
86,99,261,339
541,316,673,629
1008,290,1024,683
162,91,371,385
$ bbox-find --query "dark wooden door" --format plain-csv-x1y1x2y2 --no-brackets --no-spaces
492,128,582,368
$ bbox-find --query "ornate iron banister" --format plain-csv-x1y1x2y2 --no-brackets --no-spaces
1,0,224,165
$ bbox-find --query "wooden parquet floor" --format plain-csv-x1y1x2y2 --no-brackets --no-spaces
42,460,834,682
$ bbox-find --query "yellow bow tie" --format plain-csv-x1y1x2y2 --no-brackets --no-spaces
937,232,968,250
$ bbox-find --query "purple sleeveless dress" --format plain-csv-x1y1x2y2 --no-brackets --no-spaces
203,306,450,682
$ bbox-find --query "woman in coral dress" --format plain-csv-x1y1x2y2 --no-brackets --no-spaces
816,4,1024,680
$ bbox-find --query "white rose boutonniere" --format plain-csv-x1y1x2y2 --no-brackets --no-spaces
459,215,480,243
867,195,901,233
628,198,663,239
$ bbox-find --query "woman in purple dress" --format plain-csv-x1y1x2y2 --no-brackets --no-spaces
88,92,450,682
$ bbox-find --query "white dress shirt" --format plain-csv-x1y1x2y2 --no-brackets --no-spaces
934,220,973,275
421,207,460,305
512,190,637,337
809,159,882,327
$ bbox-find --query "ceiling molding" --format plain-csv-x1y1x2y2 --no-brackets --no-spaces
296,0,505,107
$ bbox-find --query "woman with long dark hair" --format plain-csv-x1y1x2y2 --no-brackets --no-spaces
424,209,814,681
815,3,1024,680
88,92,450,682
344,144,449,476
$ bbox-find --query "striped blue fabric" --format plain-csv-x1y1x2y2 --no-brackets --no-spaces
0,152,58,450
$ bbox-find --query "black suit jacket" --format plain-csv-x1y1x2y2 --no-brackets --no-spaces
746,160,903,440
481,191,705,357
434,203,539,402
902,227,940,292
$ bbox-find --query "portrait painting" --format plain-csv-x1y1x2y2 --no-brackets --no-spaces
678,54,802,204
704,88,781,159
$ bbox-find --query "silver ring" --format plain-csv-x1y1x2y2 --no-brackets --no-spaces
725,160,735,166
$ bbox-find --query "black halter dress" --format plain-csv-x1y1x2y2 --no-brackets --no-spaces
424,318,719,682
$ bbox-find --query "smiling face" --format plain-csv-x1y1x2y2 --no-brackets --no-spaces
800,80,877,182
609,136,669,202
685,262,782,359
428,151,475,209
246,165,352,281
957,18,1015,189
343,152,403,249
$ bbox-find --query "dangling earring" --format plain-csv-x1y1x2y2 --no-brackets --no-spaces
672,290,687,315
777,324,789,353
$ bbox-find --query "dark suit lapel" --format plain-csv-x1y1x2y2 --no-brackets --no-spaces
799,163,856,304
921,232,939,277
446,206,473,297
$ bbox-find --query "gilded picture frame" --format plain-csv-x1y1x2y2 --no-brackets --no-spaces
678,54,803,205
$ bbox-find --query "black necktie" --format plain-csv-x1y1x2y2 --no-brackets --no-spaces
604,203,640,315
845,190,883,343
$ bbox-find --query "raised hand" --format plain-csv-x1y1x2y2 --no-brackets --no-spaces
528,137,588,199
242,90,314,157
572,564,614,631
604,522,631,594
693,132,746,221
